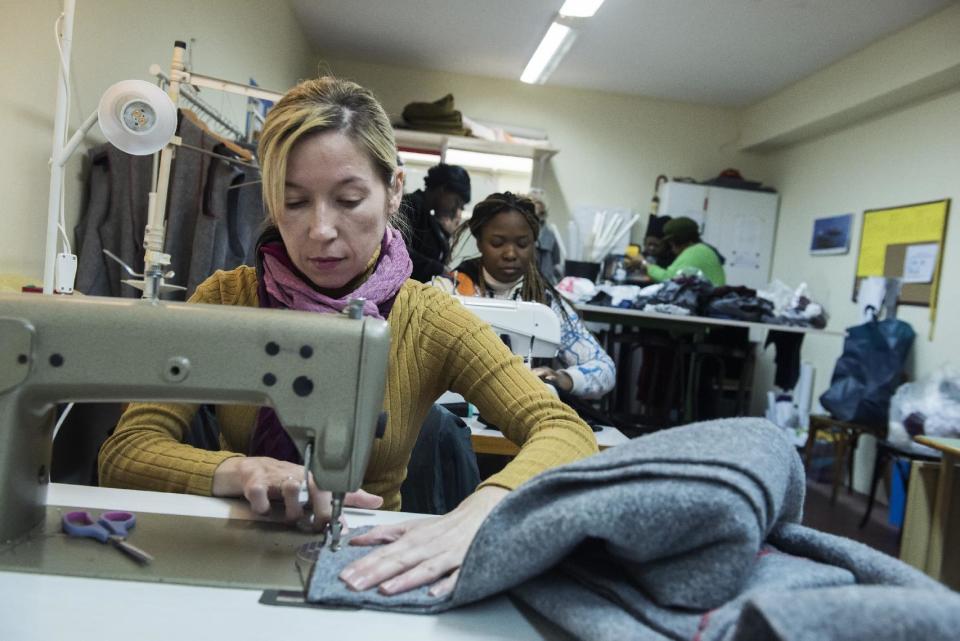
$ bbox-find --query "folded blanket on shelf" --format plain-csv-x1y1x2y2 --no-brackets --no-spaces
400,94,470,136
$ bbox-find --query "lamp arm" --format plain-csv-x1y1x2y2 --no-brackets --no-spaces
54,110,98,168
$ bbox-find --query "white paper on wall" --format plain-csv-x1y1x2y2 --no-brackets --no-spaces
902,243,938,284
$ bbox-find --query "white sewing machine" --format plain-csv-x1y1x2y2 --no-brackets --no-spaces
0,292,390,550
436,297,561,408
454,296,561,360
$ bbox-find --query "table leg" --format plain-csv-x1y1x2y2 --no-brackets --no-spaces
925,453,958,583
683,329,707,424
900,460,940,569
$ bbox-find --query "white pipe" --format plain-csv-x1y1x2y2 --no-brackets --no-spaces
796,362,815,430
43,0,76,294
141,43,186,300
182,71,283,102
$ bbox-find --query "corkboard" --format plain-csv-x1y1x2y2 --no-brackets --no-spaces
853,199,950,308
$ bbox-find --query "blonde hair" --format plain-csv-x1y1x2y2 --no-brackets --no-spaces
258,77,398,225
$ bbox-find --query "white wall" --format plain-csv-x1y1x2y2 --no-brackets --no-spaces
763,89,960,392
313,57,769,249
746,8,960,491
0,0,315,281
739,2,960,151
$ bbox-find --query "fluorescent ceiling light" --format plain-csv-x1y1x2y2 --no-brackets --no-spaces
444,149,534,174
398,150,441,165
520,21,576,85
559,0,606,18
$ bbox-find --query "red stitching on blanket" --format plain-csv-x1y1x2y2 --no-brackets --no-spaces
692,610,713,641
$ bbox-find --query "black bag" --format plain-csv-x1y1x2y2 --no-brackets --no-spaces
819,318,915,427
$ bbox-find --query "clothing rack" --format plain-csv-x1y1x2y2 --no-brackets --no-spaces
153,68,244,140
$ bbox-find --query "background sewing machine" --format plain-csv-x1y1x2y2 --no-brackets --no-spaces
436,296,561,409
0,292,390,550
456,296,561,362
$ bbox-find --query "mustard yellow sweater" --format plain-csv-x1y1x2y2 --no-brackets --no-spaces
98,266,598,510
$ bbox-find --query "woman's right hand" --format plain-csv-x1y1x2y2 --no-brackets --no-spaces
212,456,383,530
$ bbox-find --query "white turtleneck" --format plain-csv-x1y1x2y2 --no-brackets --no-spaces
481,267,523,299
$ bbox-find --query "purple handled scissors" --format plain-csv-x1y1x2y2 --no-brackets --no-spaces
62,511,154,565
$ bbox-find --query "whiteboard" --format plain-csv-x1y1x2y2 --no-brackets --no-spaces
660,182,779,289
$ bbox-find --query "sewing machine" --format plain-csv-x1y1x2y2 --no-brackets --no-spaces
454,297,561,360
0,292,390,550
434,297,561,412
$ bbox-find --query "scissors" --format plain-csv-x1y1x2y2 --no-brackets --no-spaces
62,510,154,565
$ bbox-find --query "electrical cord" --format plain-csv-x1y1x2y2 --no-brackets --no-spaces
53,13,73,255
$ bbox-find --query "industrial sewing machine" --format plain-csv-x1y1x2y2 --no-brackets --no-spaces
0,292,390,550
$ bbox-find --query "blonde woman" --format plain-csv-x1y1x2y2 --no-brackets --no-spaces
98,77,596,598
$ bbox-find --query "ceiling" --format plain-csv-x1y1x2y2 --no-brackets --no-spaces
289,0,953,107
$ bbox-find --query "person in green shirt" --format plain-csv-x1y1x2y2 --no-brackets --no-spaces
635,216,726,286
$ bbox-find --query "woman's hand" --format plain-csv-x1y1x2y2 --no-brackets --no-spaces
532,366,574,393
339,485,509,597
212,456,383,530
624,254,648,273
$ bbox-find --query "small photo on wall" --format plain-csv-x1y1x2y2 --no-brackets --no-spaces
810,213,853,255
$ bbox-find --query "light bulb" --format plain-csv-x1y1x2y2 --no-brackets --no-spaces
97,80,176,155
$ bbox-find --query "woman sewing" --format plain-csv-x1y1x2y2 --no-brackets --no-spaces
435,192,615,399
98,77,597,598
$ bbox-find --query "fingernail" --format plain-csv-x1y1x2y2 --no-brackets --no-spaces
379,580,396,594
347,575,369,591
339,567,355,581
428,585,447,598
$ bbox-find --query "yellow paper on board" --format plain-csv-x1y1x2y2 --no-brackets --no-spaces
856,202,947,277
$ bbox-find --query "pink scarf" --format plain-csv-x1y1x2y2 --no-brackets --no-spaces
250,226,411,461
258,226,412,320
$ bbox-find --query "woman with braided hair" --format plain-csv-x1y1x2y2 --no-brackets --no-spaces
436,192,615,399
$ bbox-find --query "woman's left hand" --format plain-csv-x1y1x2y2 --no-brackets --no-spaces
532,366,574,392
339,486,509,597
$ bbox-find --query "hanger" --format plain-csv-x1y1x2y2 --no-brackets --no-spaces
181,108,253,161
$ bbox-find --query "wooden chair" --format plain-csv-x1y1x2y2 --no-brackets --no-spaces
804,414,885,504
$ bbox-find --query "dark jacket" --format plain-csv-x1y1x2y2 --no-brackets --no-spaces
400,404,479,514
401,190,451,283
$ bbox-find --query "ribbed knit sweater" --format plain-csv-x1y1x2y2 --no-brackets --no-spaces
98,266,598,510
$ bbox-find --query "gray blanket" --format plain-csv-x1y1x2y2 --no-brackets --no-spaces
306,419,960,640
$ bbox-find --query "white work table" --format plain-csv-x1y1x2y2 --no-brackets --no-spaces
0,484,566,640
575,303,845,337
437,392,629,456
468,417,628,456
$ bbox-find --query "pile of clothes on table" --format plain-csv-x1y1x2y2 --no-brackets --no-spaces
561,275,828,329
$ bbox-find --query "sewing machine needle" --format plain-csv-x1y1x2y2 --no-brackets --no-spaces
329,493,344,551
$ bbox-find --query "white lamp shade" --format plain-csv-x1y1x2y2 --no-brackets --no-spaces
97,80,177,155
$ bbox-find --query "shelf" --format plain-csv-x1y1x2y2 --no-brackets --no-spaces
393,128,558,161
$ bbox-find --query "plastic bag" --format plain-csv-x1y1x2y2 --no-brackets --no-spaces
759,280,828,328
888,365,960,451
819,318,915,428
556,276,598,303
757,280,795,315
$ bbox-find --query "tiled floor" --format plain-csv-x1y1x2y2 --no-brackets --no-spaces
801,478,901,558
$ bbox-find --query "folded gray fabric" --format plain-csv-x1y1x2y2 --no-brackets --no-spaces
733,585,960,641
308,418,803,609
305,418,960,640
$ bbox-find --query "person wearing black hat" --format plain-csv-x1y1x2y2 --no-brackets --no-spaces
636,216,726,285
401,163,472,282
642,214,676,268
